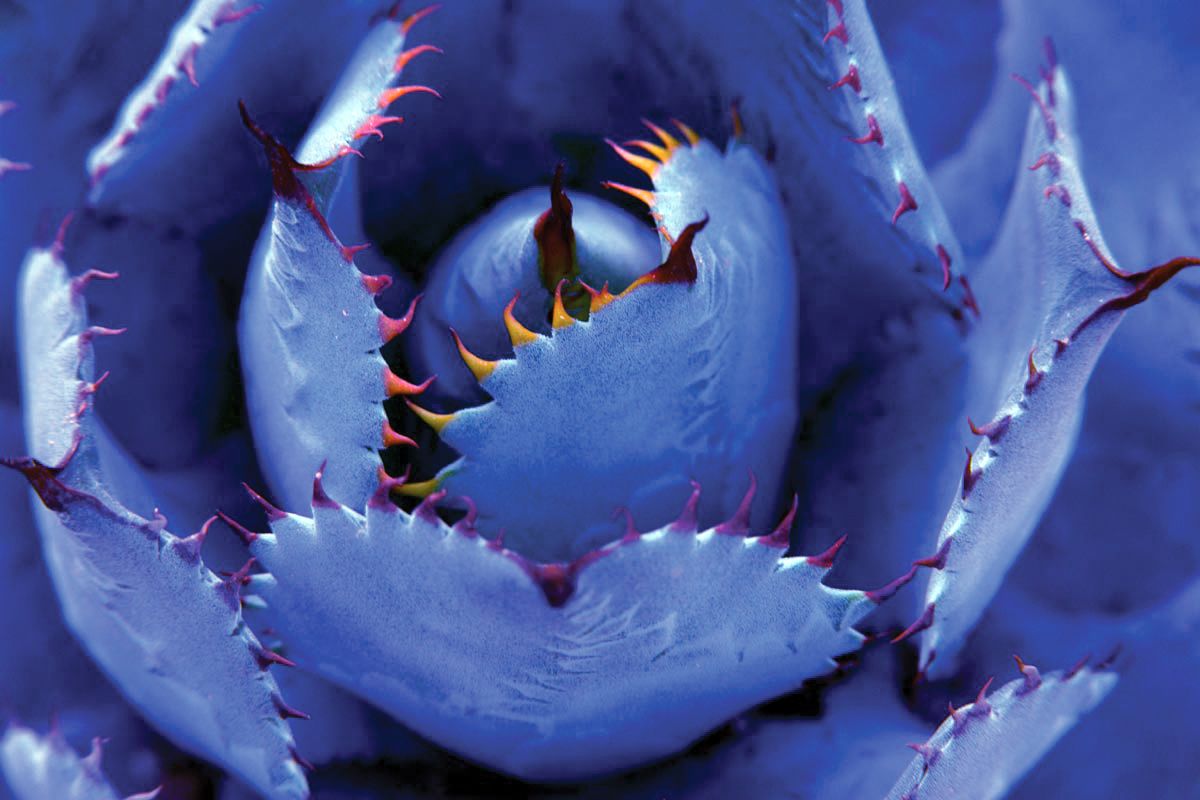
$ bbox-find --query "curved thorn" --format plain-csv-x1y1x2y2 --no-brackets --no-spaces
580,280,617,314
393,44,443,72
1013,653,1043,693
311,462,338,509
602,180,656,208
892,602,936,644
384,369,435,398
891,182,918,225
399,3,441,35
380,294,422,343
866,565,919,604
670,480,701,532
625,138,670,163
671,118,700,146
551,280,575,329
378,84,441,108
805,531,847,566
848,114,883,146
642,118,680,151
395,476,443,499
272,695,310,721
503,293,539,348
215,510,259,546
715,472,756,535
382,421,417,449
450,329,497,381
242,483,287,522
405,400,455,435
626,215,708,291
967,414,1012,440
760,494,800,549
913,538,951,570
605,138,660,179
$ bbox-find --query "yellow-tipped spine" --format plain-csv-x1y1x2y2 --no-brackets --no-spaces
552,281,575,329
406,400,455,434
584,281,617,314
603,181,656,209
504,294,540,347
625,138,670,163
395,476,443,498
451,329,497,382
642,119,680,151
729,100,745,139
605,139,661,179
672,118,701,146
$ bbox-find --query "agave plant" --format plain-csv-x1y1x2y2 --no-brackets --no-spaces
1,1,1197,798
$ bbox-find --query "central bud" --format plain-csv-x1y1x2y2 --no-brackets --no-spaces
533,163,590,322
405,166,660,406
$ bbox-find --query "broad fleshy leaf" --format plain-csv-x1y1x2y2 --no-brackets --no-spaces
914,65,1198,675
884,659,1116,800
85,0,265,189
409,135,799,562
238,7,437,513
4,1,1190,796
0,403,161,793
1010,579,1200,797
404,183,658,409
371,0,970,303
44,211,237,472
934,0,1200,265
84,0,377,225
514,649,928,800
350,0,976,579
1011,357,1200,617
984,11,1200,621
935,562,1200,797
821,0,964,284
242,472,890,781
6,244,308,798
1,725,159,800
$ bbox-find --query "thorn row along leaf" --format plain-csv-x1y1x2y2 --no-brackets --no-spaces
0,724,162,800
912,49,1199,676
239,463,928,611
399,119,712,494
6,240,311,794
397,115,804,565
242,442,890,778
87,0,263,187
241,104,427,459
236,5,444,515
822,0,974,310
886,658,1117,800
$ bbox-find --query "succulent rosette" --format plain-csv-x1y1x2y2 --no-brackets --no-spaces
1,1,1197,798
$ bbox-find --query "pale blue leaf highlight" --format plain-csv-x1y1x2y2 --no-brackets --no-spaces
10,246,308,798
884,661,1116,800
247,480,876,781
1,725,159,800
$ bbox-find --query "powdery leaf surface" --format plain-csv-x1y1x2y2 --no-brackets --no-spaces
7,243,308,798
245,477,889,781
914,65,1198,675
1,725,159,800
